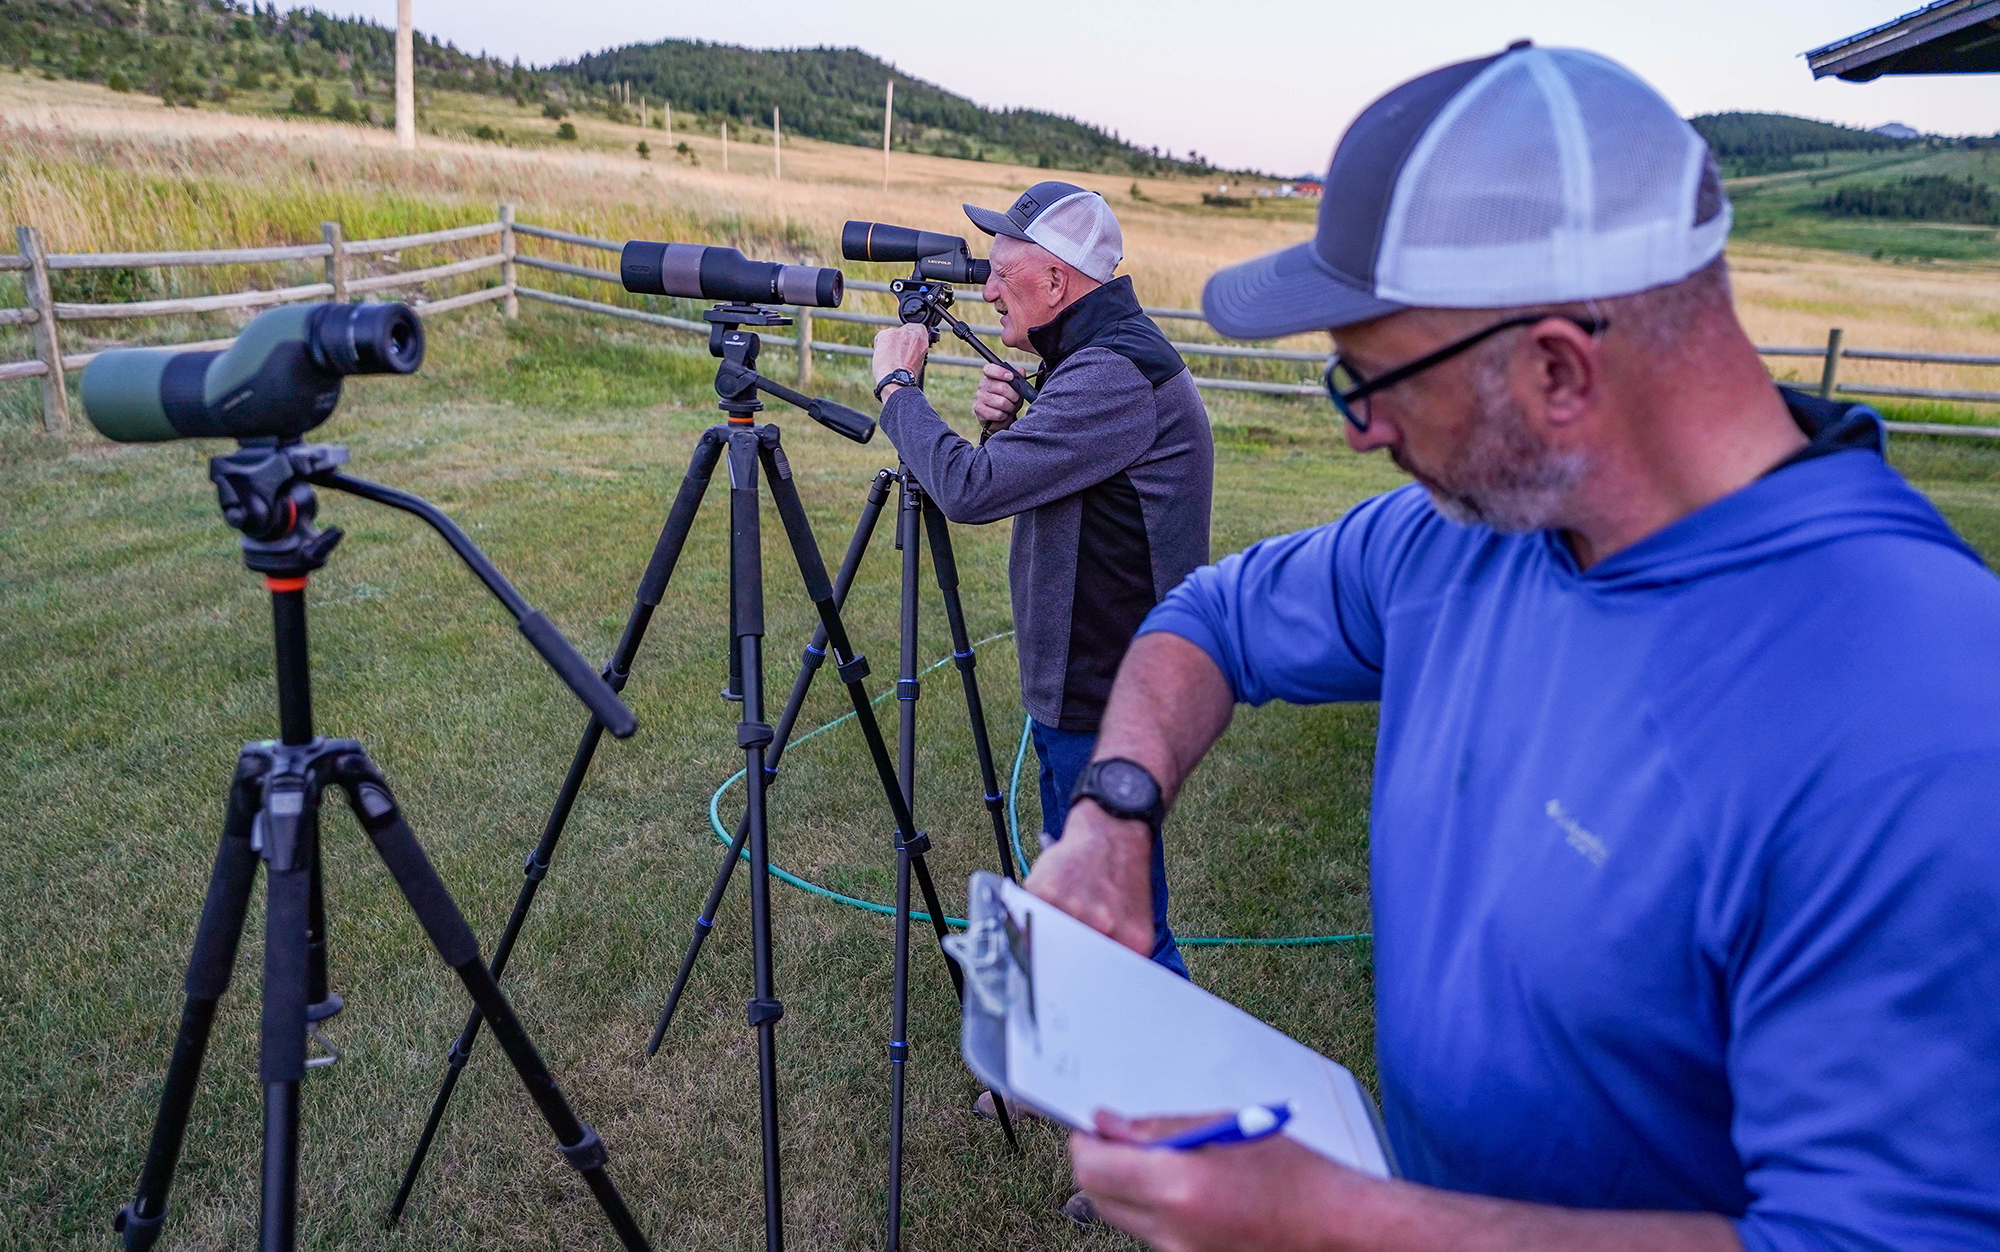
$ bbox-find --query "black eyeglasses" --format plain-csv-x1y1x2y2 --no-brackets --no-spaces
1323,314,1607,432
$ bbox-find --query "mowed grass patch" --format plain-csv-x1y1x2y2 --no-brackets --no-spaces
0,305,1393,1250
6,302,2000,1249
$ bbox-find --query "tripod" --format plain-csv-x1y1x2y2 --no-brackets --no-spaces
112,441,650,1252
642,458,1026,1249
387,303,971,1252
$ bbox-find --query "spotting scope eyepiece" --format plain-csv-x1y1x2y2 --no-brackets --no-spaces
620,241,844,309
80,302,425,443
841,221,991,285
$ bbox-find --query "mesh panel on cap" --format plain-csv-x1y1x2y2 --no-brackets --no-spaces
1567,54,1697,235
1394,57,1565,250
1374,48,1728,308
1026,192,1124,282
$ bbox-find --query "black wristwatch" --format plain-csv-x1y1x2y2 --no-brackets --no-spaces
1071,757,1166,833
874,368,920,401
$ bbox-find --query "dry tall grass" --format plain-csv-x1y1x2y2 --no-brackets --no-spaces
4,69,2000,401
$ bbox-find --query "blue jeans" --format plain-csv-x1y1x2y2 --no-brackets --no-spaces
1032,719,1188,977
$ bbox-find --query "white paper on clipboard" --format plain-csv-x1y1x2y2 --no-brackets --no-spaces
943,872,1395,1177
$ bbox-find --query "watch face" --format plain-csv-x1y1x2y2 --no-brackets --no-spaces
1097,760,1157,813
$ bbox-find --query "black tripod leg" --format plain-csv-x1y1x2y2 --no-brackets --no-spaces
730,429,786,1252
888,829,914,1250
334,754,653,1252
765,450,983,1247
114,759,265,1252
385,427,727,1224
921,500,1018,882
648,468,895,1055
911,507,1021,1149
256,771,319,1252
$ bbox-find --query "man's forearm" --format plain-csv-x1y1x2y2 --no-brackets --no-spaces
1074,1128,1741,1252
1024,632,1235,951
1091,631,1236,805
1343,1177,1741,1252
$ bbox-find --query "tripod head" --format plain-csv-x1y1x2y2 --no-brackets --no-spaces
887,279,1039,406
841,220,1037,405
703,303,877,443
207,438,638,738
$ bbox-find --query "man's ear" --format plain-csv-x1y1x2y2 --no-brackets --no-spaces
1525,319,1598,431
1046,262,1071,305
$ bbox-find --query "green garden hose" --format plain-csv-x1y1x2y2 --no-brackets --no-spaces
704,633,1369,948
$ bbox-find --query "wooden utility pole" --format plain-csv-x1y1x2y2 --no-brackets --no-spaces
394,0,414,150
722,120,729,172
640,96,647,129
882,80,893,189
664,101,672,143
773,107,781,181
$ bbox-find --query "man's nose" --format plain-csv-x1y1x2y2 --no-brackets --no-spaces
1344,408,1400,453
983,274,1002,305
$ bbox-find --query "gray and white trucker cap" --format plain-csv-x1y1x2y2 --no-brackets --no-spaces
965,181,1124,283
1203,42,1731,339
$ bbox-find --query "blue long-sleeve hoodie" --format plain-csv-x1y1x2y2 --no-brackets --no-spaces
1140,396,2000,1249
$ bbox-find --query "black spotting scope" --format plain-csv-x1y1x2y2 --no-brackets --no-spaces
841,222,990,286
620,241,843,308
81,302,424,443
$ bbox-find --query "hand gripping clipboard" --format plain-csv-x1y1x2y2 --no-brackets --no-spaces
943,873,1396,1176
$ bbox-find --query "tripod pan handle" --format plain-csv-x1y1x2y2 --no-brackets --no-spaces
809,398,877,443
520,612,639,738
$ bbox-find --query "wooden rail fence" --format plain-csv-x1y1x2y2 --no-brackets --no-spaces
5,205,1999,439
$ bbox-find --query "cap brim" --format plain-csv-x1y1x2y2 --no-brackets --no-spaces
964,202,1033,242
1201,241,1405,340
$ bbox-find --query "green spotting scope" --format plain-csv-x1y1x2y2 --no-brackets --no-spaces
81,302,424,443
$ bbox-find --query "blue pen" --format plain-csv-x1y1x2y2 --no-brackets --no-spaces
1153,1102,1292,1151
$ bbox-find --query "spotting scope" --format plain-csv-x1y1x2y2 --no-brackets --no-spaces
80,302,423,443
620,242,844,308
841,222,990,285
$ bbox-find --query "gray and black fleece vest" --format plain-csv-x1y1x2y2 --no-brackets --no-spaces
881,276,1215,732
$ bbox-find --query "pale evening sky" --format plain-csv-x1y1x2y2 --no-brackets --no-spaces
288,1,2000,174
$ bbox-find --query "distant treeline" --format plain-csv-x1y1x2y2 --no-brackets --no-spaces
1822,175,2000,226
0,0,1241,177
564,42,1223,176
1690,112,1909,159
1689,112,1922,177
1,0,522,111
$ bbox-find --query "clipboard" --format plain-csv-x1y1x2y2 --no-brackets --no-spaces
944,872,1395,1176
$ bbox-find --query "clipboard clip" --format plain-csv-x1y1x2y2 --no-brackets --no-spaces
943,875,1034,1027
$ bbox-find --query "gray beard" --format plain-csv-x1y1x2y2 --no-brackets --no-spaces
1398,363,1585,534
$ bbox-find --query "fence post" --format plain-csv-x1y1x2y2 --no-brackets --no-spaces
498,203,519,319
15,225,68,433
1819,327,1844,400
321,221,347,302
795,306,813,387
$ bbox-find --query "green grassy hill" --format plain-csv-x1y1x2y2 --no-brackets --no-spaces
1683,113,2000,262
1727,146,2000,262
0,0,1236,176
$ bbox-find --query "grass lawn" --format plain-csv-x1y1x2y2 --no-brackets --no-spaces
8,304,2000,1250
1727,147,2000,264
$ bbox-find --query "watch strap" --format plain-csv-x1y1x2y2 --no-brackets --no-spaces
875,368,919,401
1071,757,1166,832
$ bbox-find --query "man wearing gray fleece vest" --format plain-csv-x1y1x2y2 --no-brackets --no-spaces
872,182,1214,976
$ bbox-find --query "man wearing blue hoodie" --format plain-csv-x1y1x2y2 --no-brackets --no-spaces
1029,44,2000,1252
